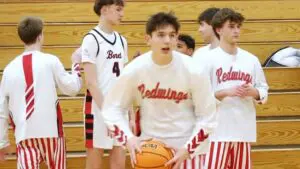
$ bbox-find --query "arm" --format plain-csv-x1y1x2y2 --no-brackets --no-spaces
83,62,104,109
53,55,82,96
80,34,104,109
185,71,217,155
101,69,135,144
166,71,217,168
0,72,10,151
252,59,269,104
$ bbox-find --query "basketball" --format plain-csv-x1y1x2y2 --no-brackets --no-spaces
135,140,174,169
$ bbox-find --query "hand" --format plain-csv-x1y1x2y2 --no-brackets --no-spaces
126,136,142,168
225,85,248,98
71,47,82,64
165,147,190,169
241,83,259,99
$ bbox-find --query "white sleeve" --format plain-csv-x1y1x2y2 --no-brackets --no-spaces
81,35,98,64
253,58,269,104
101,68,135,145
184,68,218,156
0,71,10,149
52,56,82,96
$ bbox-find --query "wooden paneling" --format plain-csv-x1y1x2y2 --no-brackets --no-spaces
58,93,300,123
265,68,300,91
257,92,300,117
1,43,299,70
1,21,300,46
1,1,300,23
0,68,300,96
7,120,300,153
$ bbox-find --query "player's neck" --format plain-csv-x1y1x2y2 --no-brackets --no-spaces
219,40,238,55
151,52,173,66
209,36,219,49
98,18,114,34
24,43,41,52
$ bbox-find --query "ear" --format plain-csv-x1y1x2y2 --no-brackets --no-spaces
187,48,194,56
145,34,151,46
216,27,222,37
37,32,43,42
101,6,108,15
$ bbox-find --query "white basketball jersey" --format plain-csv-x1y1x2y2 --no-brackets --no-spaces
81,26,128,114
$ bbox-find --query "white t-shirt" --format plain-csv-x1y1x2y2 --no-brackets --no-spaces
81,26,128,114
102,51,217,155
0,51,82,148
204,47,269,142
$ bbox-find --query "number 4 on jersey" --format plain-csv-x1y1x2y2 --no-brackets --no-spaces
112,62,120,77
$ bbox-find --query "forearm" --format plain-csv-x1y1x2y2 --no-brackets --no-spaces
215,89,228,101
86,83,104,110
0,118,10,149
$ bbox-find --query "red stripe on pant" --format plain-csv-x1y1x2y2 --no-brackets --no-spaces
17,138,66,169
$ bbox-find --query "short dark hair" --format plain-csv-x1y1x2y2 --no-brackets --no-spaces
146,12,180,35
212,8,245,39
17,16,43,45
94,0,125,16
178,34,195,50
197,7,220,25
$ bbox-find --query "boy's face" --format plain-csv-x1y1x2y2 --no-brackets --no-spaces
198,21,214,43
217,20,242,44
176,40,193,56
146,25,178,57
103,4,124,25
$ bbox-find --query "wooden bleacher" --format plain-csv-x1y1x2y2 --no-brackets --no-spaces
1,0,300,169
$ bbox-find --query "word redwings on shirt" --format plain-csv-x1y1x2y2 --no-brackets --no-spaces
216,66,253,84
138,82,188,104
106,50,122,59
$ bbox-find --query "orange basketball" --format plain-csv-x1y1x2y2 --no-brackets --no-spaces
135,140,174,169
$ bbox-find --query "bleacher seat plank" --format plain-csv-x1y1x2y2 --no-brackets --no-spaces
58,92,300,123
7,120,300,153
1,21,300,46
265,68,300,91
257,92,300,117
1,43,299,70
0,68,300,95
2,149,300,169
1,1,300,23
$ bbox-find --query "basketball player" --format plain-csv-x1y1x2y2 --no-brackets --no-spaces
78,0,128,168
101,12,218,169
0,16,82,168
193,8,220,62
176,34,195,56
202,8,269,169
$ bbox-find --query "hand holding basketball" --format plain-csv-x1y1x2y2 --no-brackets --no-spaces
135,140,174,169
127,136,142,168
165,147,190,169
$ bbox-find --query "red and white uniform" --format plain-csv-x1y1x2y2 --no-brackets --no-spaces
201,47,269,169
192,44,215,166
81,26,128,149
102,51,217,169
0,50,82,168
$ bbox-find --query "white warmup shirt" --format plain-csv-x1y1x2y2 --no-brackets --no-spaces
193,44,211,58
102,51,217,155
0,51,82,149
204,47,269,142
81,26,128,113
